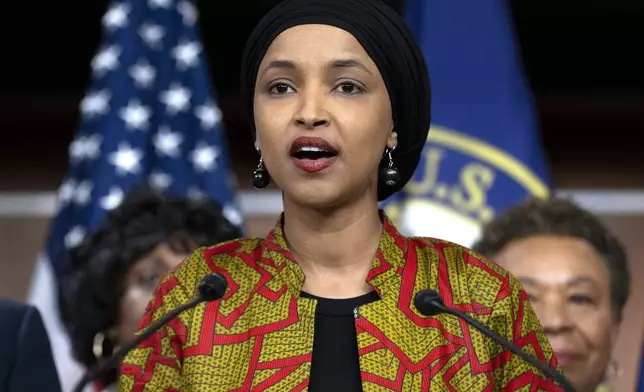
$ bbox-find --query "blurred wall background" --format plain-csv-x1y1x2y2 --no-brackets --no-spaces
0,0,641,389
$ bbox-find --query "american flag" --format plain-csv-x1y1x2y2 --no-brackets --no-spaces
26,0,242,390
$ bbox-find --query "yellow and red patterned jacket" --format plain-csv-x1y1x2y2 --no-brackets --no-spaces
119,214,562,391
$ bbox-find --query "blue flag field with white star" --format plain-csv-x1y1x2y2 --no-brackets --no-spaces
26,1,242,390
381,0,550,247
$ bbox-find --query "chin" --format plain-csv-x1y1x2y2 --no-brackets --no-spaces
282,182,347,209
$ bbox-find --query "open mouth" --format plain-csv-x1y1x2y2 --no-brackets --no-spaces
289,137,339,173
291,146,337,160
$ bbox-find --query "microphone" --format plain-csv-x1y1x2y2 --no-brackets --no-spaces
72,273,228,392
414,289,576,392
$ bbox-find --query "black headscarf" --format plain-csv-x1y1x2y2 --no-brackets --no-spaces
240,0,431,201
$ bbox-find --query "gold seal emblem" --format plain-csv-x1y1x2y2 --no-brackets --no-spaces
385,125,548,245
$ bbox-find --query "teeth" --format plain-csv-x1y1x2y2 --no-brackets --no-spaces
299,146,327,152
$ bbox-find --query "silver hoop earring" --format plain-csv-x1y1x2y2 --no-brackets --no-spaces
93,331,119,360
93,332,106,359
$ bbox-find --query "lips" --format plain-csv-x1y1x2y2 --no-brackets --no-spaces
289,136,338,173
553,350,582,366
289,136,338,158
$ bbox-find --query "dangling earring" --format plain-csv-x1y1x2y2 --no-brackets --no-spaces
379,146,400,186
252,156,270,189
607,358,623,381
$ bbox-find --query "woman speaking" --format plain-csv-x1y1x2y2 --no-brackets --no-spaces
119,0,560,390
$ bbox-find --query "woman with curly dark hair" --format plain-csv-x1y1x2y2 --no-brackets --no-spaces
473,196,630,392
58,188,241,392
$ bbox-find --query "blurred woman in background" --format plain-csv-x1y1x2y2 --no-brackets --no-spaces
473,196,630,392
59,188,241,391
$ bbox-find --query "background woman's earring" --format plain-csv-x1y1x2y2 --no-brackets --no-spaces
93,331,117,360
252,157,270,189
379,147,400,186
92,332,105,359
607,358,623,380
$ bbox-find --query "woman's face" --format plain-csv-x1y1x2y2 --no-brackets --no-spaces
494,235,618,392
253,24,396,208
114,243,188,344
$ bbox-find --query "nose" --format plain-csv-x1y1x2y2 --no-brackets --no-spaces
294,88,329,129
539,297,574,334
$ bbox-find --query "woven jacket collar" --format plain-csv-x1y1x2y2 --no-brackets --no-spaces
260,210,409,297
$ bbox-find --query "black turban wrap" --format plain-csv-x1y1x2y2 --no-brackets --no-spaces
240,0,431,201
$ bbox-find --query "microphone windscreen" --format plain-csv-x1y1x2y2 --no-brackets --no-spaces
198,273,228,301
414,289,444,316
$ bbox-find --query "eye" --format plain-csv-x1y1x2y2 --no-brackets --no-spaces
138,270,161,288
268,83,294,95
335,82,363,95
569,294,593,306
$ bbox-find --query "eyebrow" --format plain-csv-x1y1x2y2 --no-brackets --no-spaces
329,59,373,75
261,58,373,77
518,276,599,286
262,59,297,75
